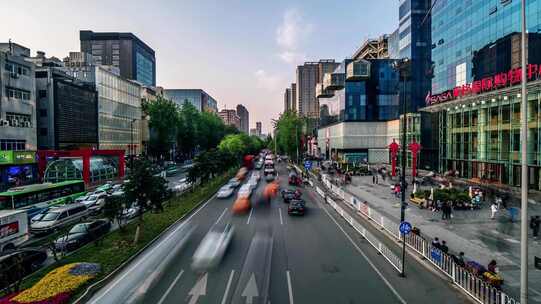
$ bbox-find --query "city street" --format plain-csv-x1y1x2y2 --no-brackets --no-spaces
86,162,469,304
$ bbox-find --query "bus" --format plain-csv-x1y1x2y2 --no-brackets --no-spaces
0,180,86,211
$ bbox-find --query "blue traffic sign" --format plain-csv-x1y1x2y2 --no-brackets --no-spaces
304,160,312,170
399,221,412,235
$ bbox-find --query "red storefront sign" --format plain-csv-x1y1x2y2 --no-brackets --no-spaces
426,63,541,106
0,221,19,238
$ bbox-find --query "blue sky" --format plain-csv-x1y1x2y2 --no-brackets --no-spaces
1,0,398,132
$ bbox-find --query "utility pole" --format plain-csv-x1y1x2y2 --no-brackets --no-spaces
520,0,529,302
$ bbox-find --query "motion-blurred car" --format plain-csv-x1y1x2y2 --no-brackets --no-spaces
217,185,235,198
228,178,241,188
236,167,248,181
237,184,252,198
0,248,47,290
265,173,276,182
232,197,251,214
251,172,261,181
54,219,111,252
281,188,301,203
288,199,306,216
191,223,234,271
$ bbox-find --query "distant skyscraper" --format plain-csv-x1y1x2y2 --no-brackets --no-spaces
219,109,241,130
296,60,339,119
284,88,292,112
255,122,262,136
80,30,156,86
291,83,297,112
236,104,249,134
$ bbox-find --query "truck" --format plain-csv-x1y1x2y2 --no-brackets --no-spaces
0,210,29,251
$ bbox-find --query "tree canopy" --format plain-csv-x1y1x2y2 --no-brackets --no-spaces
273,111,305,161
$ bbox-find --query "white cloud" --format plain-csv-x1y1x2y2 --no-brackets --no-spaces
275,8,312,64
254,69,283,91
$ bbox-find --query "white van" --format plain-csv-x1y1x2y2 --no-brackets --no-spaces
0,210,29,251
30,203,89,235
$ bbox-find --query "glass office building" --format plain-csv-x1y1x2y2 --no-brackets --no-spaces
424,0,541,189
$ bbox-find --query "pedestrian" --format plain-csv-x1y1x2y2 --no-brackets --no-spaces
375,174,379,184
395,184,401,198
373,174,376,184
440,240,449,254
432,237,441,249
441,202,448,220
436,199,443,212
495,196,502,210
531,215,540,238
487,260,498,274
508,207,519,223
490,202,498,219
453,251,466,267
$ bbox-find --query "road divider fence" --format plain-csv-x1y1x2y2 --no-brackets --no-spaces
317,174,519,304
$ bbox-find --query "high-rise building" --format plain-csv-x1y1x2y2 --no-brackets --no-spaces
218,109,240,130
0,42,36,151
387,29,400,59
291,83,297,112
62,52,142,155
236,104,249,134
163,89,218,113
80,30,156,86
423,0,541,189
284,88,292,112
0,42,38,190
255,122,262,136
352,35,389,60
32,52,99,150
296,60,339,118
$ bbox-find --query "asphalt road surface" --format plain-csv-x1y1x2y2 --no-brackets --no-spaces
85,162,469,304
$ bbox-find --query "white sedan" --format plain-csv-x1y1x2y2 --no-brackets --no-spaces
237,184,252,198
217,185,235,198
191,223,234,271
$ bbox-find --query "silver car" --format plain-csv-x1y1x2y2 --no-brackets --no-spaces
216,185,234,198
191,223,234,271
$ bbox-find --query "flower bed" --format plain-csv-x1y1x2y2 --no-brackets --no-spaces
0,263,100,304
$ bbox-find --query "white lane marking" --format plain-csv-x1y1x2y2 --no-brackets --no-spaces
319,198,407,304
216,208,228,225
188,273,208,304
241,273,259,304
221,270,236,304
247,207,254,224
286,270,294,304
279,208,284,225
88,193,218,304
156,270,184,304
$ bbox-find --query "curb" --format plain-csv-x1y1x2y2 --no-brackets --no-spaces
72,177,229,303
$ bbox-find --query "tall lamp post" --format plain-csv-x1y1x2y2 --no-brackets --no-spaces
393,57,411,277
130,118,137,169
520,0,529,302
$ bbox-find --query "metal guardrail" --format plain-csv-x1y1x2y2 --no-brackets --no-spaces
319,174,519,304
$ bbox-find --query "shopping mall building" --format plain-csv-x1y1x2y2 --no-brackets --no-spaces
423,0,541,189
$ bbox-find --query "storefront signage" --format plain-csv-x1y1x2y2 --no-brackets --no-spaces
0,151,36,165
0,221,19,238
426,63,541,106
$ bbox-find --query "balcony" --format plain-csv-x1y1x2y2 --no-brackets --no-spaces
316,83,333,98
346,60,370,81
323,72,345,91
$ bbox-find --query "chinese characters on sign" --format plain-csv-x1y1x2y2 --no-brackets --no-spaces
425,63,541,106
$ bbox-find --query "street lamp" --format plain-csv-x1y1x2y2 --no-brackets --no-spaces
520,0,529,302
392,57,411,277
130,118,137,169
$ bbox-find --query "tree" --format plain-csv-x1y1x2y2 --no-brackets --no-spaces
103,194,128,231
144,97,180,159
123,158,168,244
177,102,200,159
273,111,305,161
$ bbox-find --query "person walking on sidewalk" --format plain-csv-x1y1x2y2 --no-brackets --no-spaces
490,202,498,220
440,241,449,254
432,237,441,249
531,215,540,239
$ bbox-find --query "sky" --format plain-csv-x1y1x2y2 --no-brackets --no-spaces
0,0,398,133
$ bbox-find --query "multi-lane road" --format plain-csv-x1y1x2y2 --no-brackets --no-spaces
85,162,470,304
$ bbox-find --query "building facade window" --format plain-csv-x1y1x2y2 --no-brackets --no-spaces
0,140,26,151
6,88,31,100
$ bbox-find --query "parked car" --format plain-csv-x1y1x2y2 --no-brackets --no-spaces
21,204,49,222
217,185,235,198
79,194,106,209
288,199,306,216
121,204,140,220
54,219,111,252
0,248,47,289
30,204,89,235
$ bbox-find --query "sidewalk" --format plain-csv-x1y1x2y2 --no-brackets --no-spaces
346,174,541,303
